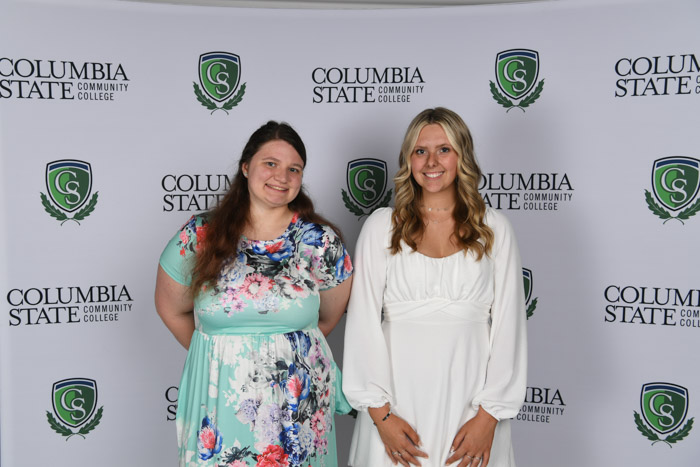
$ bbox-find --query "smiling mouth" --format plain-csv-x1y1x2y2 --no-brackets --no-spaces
266,184,288,192
424,172,444,179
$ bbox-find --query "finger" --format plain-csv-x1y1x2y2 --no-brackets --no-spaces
397,453,410,467
445,448,466,464
404,444,429,459
399,450,422,466
403,425,422,447
384,446,398,465
450,429,467,452
481,452,490,467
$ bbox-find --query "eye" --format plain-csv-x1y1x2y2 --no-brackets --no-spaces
289,167,302,174
265,161,276,167
414,148,425,155
439,146,451,153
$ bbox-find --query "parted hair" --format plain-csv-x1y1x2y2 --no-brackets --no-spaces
390,107,493,259
191,121,340,294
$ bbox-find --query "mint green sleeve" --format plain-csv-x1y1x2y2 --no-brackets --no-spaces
159,215,203,286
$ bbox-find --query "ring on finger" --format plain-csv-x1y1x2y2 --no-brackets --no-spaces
397,452,403,457
391,451,399,455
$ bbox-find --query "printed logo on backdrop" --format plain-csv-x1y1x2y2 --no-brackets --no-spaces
165,386,178,421
634,382,694,446
480,172,573,211
7,285,134,327
615,54,700,97
47,378,104,439
40,160,99,225
312,67,425,103
490,49,545,112
516,386,566,424
645,157,700,224
603,284,700,329
193,52,246,114
0,57,129,101
342,159,393,219
162,174,232,212
523,268,538,319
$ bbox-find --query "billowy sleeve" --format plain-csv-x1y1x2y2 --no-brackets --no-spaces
342,208,395,410
471,209,528,420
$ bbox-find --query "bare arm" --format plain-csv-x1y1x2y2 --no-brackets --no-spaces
317,276,352,336
154,265,195,349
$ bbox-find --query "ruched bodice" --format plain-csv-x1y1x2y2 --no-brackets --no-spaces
343,208,527,467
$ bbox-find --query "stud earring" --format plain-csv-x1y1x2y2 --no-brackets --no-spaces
243,171,248,178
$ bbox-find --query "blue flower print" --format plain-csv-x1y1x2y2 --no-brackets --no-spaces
299,223,326,247
285,331,312,357
280,422,309,466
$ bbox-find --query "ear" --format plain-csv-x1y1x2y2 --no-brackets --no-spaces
241,162,249,176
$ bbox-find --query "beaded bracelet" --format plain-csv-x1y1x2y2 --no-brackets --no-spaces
373,410,392,425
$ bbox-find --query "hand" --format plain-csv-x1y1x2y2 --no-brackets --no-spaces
445,407,498,467
368,405,429,466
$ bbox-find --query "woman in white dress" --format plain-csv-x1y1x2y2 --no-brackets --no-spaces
343,108,527,467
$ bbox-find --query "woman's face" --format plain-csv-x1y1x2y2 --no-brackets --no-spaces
410,124,459,196
243,139,304,210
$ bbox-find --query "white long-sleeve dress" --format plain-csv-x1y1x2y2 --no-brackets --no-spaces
343,207,527,467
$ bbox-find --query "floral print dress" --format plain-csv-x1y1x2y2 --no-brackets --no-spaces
160,213,353,467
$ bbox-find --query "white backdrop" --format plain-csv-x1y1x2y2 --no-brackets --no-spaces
1,0,699,466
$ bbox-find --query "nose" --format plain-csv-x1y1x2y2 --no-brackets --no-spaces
274,167,290,182
426,150,438,167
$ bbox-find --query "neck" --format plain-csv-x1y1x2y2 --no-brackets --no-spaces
246,203,294,240
419,190,456,210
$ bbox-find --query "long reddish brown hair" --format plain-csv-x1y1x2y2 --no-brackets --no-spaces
191,121,340,294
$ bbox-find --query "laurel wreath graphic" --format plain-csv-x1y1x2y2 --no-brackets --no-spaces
193,82,247,114
46,406,104,440
644,189,700,225
489,80,545,112
40,192,99,225
634,411,694,447
526,297,538,319
342,189,393,220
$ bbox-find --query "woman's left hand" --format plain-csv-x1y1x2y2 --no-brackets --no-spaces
445,407,498,467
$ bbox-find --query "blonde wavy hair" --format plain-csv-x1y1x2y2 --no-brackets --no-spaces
390,107,493,259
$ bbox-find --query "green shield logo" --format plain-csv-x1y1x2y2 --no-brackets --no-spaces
496,49,539,100
52,378,98,428
652,157,700,212
46,160,92,213
199,52,241,102
347,159,387,209
641,383,688,435
522,268,532,304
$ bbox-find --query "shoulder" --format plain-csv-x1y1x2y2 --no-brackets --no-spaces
295,217,342,246
484,208,518,251
361,207,393,234
484,208,514,232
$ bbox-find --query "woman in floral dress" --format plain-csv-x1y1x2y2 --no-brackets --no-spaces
156,121,353,467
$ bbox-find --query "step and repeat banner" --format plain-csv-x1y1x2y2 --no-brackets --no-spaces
1,0,699,465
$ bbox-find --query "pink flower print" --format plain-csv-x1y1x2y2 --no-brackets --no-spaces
179,230,189,245
343,254,352,272
287,374,303,398
241,273,273,301
311,409,327,438
256,444,289,467
196,225,207,249
229,461,249,467
179,247,186,257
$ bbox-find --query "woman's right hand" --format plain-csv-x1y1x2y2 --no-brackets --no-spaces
369,405,429,466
